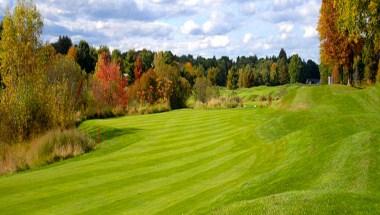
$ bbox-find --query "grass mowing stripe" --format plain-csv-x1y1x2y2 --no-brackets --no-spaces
0,130,244,202
9,149,253,214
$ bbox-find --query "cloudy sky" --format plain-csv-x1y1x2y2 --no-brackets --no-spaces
0,0,321,61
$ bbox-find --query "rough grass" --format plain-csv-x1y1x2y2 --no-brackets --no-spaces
0,85,379,214
0,129,95,175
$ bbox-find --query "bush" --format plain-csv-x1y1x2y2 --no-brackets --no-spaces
0,129,95,175
47,55,87,128
128,102,171,115
37,129,95,164
194,96,243,109
193,77,219,103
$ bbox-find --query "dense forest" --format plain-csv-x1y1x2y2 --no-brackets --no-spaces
47,37,321,89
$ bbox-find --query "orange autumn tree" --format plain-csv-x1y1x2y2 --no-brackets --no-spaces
92,52,128,109
318,0,361,85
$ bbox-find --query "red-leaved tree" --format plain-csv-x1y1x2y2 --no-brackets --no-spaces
134,55,143,80
92,52,128,108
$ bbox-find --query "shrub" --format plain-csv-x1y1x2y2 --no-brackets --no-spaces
193,77,219,103
129,102,171,115
36,129,95,164
193,96,243,109
47,55,87,128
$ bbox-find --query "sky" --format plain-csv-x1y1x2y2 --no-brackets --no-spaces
0,0,321,62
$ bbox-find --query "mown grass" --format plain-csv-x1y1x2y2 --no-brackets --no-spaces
0,85,379,214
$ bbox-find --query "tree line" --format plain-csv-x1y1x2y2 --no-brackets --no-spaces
318,0,380,86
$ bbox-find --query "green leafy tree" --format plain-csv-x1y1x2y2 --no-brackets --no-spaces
140,49,154,71
193,77,218,103
207,67,220,86
47,55,86,128
270,62,279,85
52,35,72,55
278,57,289,84
154,52,190,109
77,40,96,73
124,49,136,83
97,45,110,56
279,48,287,61
288,55,304,83
227,66,239,90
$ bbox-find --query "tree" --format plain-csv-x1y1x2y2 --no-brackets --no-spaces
154,52,190,109
124,49,136,83
77,40,96,73
288,55,303,83
216,56,232,86
238,65,254,88
0,20,3,87
97,45,110,56
318,0,357,85
279,48,287,61
140,49,154,71
47,55,86,128
377,60,380,82
67,46,77,61
111,49,122,65
227,66,239,90
270,62,279,85
0,0,51,141
319,63,332,84
193,77,218,103
336,0,380,79
134,55,143,81
92,52,128,108
207,67,220,86
304,60,320,81
278,57,289,84
52,35,72,55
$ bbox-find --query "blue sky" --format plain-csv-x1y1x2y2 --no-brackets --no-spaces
0,0,321,61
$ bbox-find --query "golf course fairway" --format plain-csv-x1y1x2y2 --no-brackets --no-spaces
1,85,380,214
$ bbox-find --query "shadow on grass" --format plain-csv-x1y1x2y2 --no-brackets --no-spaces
86,126,142,143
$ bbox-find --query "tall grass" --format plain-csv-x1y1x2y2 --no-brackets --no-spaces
0,129,95,175
193,96,243,109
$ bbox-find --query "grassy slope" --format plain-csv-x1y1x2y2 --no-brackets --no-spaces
0,85,379,214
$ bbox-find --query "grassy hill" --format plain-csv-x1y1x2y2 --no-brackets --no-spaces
0,85,379,214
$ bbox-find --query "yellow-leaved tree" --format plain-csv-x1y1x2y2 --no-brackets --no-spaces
0,0,48,142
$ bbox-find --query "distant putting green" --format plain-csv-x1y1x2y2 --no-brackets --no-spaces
0,85,380,214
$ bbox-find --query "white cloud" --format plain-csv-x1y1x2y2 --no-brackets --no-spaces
278,22,294,33
243,33,253,44
208,35,230,48
181,20,201,35
303,26,318,38
31,0,321,61
241,2,256,15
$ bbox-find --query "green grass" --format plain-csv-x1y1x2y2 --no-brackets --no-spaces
0,85,380,214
